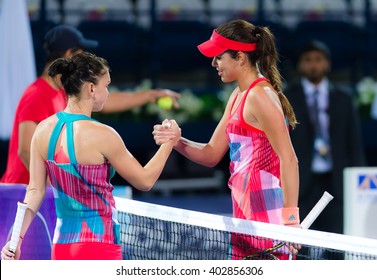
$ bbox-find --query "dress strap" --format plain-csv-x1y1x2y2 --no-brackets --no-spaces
56,111,94,122
240,77,269,105
47,118,65,161
232,77,270,130
228,77,269,119
47,111,97,163
247,77,268,92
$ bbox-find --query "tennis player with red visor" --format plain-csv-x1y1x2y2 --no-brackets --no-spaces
154,19,300,260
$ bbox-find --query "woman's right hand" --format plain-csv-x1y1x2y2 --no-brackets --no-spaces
1,241,21,260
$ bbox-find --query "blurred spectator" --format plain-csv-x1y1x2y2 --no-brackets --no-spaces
0,24,180,184
284,40,366,234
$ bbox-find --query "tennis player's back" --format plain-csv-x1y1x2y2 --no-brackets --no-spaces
40,112,121,259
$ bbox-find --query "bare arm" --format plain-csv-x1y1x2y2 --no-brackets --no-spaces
21,129,48,237
247,86,299,208
102,121,181,191
18,121,38,171
153,89,239,167
173,116,229,167
101,89,181,113
1,126,47,260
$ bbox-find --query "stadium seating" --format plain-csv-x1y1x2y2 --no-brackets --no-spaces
147,19,216,87
77,20,148,84
30,20,57,75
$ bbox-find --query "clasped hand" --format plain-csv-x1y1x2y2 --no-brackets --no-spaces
153,119,181,146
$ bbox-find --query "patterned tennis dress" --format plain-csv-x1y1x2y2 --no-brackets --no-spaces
226,78,288,259
45,112,122,260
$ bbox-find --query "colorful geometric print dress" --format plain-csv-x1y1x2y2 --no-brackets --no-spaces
45,111,122,260
226,78,289,260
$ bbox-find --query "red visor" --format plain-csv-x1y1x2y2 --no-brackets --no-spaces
197,30,257,57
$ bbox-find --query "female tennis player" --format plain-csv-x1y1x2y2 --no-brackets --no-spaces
153,19,300,259
1,52,180,260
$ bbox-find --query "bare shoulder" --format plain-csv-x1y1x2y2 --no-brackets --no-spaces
247,82,277,104
82,121,126,161
34,115,59,137
31,115,59,155
73,120,125,163
82,120,123,143
88,121,119,135
246,82,283,120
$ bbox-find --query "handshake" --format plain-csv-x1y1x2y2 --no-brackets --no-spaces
153,119,181,146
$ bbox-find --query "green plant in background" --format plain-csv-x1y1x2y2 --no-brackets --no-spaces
356,77,377,119
146,82,235,124
93,79,235,123
146,88,204,123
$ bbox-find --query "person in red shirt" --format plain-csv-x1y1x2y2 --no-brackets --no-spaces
0,24,180,184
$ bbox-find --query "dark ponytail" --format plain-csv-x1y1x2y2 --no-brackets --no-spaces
254,27,298,129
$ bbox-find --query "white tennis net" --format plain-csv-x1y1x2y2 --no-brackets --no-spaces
115,197,377,260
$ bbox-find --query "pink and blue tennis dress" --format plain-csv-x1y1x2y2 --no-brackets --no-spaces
45,112,122,260
226,78,288,259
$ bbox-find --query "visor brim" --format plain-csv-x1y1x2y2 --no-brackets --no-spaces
197,40,226,57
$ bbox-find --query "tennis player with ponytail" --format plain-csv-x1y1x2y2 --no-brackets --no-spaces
153,19,300,259
1,52,180,260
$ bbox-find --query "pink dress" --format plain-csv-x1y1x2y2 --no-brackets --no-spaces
226,78,289,259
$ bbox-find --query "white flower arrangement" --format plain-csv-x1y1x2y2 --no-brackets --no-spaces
146,88,206,123
105,79,235,123
356,76,377,106
144,80,235,124
355,76,377,119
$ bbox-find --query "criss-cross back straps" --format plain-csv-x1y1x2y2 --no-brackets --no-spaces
47,111,95,163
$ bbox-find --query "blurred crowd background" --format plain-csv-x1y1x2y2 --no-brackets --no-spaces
3,0,377,198
24,0,377,87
